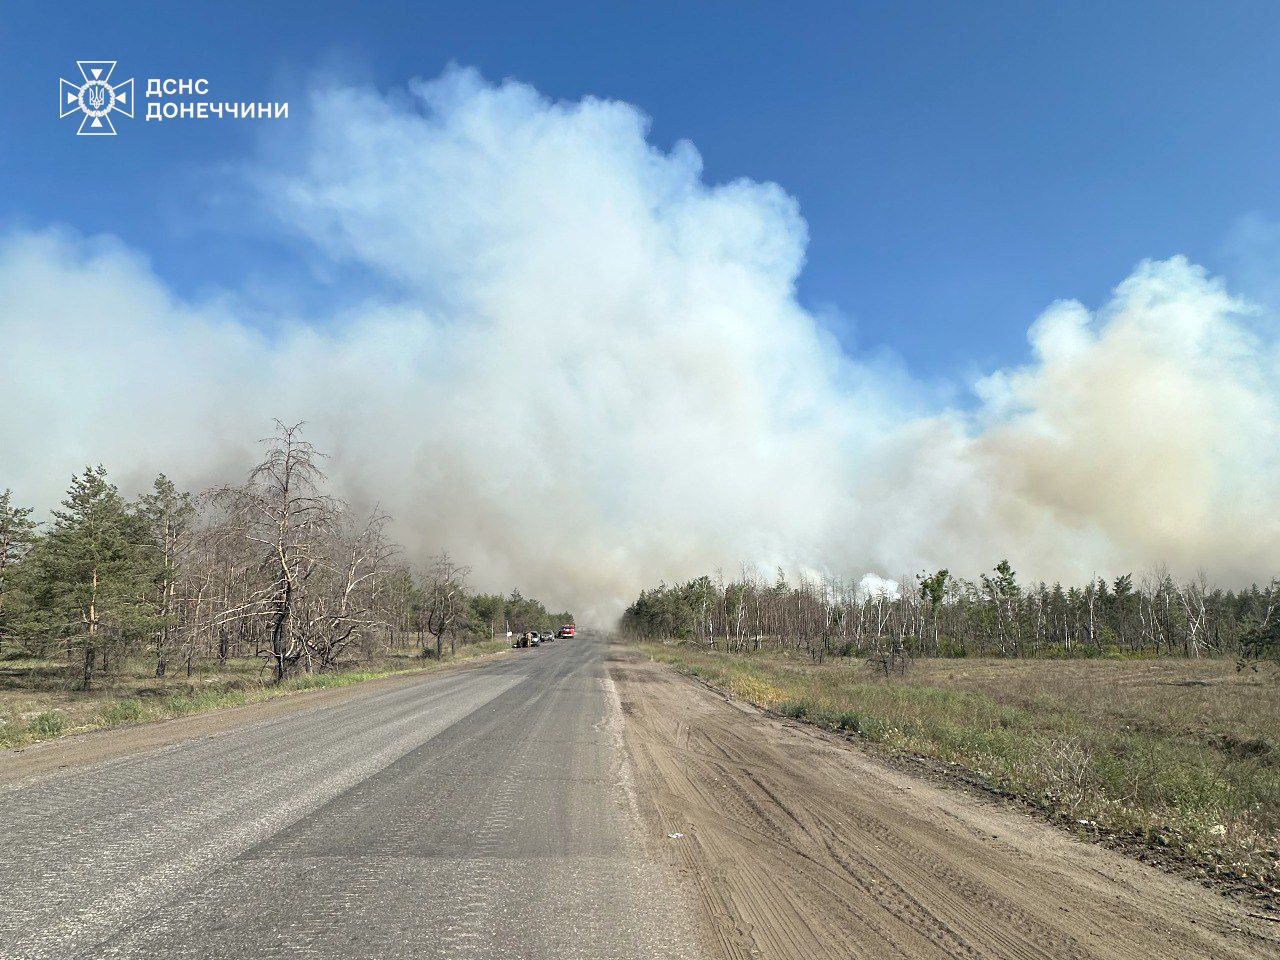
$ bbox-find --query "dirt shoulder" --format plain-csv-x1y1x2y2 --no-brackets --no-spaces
0,650,507,789
612,647,1279,960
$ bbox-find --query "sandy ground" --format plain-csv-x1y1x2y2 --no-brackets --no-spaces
611,648,1280,960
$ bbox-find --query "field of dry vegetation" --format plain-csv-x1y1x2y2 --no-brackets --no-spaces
638,641,1280,902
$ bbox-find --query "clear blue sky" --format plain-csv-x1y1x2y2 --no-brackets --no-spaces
4,1,1279,375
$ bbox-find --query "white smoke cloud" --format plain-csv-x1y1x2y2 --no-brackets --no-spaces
2,66,1279,620
857,574,901,602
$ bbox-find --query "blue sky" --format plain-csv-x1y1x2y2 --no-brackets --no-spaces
4,1,1280,376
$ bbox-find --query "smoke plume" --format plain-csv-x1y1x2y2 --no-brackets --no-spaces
3,67,1278,620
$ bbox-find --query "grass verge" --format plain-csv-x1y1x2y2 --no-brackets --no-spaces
0,639,509,751
637,640,1280,901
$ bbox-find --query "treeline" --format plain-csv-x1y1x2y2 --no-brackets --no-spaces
621,561,1280,661
0,423,571,689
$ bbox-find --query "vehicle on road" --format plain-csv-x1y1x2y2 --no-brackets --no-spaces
540,632,554,643
558,624,575,639
513,631,540,649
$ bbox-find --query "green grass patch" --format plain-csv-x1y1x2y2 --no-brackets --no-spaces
26,711,66,738
97,698,150,725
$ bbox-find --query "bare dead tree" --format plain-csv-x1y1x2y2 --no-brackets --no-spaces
419,553,470,659
211,422,335,681
298,507,398,669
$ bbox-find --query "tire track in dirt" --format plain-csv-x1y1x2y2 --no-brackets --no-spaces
611,647,1278,960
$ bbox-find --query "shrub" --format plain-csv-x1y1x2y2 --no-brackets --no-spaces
99,698,148,724
28,711,65,737
777,699,812,720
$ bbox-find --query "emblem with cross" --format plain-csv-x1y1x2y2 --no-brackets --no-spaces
59,61,134,136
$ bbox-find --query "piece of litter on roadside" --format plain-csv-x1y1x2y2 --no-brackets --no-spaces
667,832,685,839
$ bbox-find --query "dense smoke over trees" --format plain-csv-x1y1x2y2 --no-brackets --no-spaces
0,424,572,689
5,70,1280,622
621,563,1280,663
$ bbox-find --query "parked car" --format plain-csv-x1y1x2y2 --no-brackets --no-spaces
540,632,554,643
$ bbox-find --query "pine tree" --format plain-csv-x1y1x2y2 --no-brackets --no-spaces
0,489,39,655
22,467,156,689
136,475,195,677
1240,578,1280,669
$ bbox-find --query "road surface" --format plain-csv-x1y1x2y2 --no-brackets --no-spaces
0,635,703,960
4,637,1275,960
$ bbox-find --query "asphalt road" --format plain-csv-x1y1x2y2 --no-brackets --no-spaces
0,635,703,960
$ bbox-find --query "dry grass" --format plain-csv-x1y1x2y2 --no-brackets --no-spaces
639,642,1280,896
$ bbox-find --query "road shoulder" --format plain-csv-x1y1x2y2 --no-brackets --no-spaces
0,651,508,789
611,646,1278,960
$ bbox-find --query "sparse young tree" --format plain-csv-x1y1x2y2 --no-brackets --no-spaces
136,475,196,677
